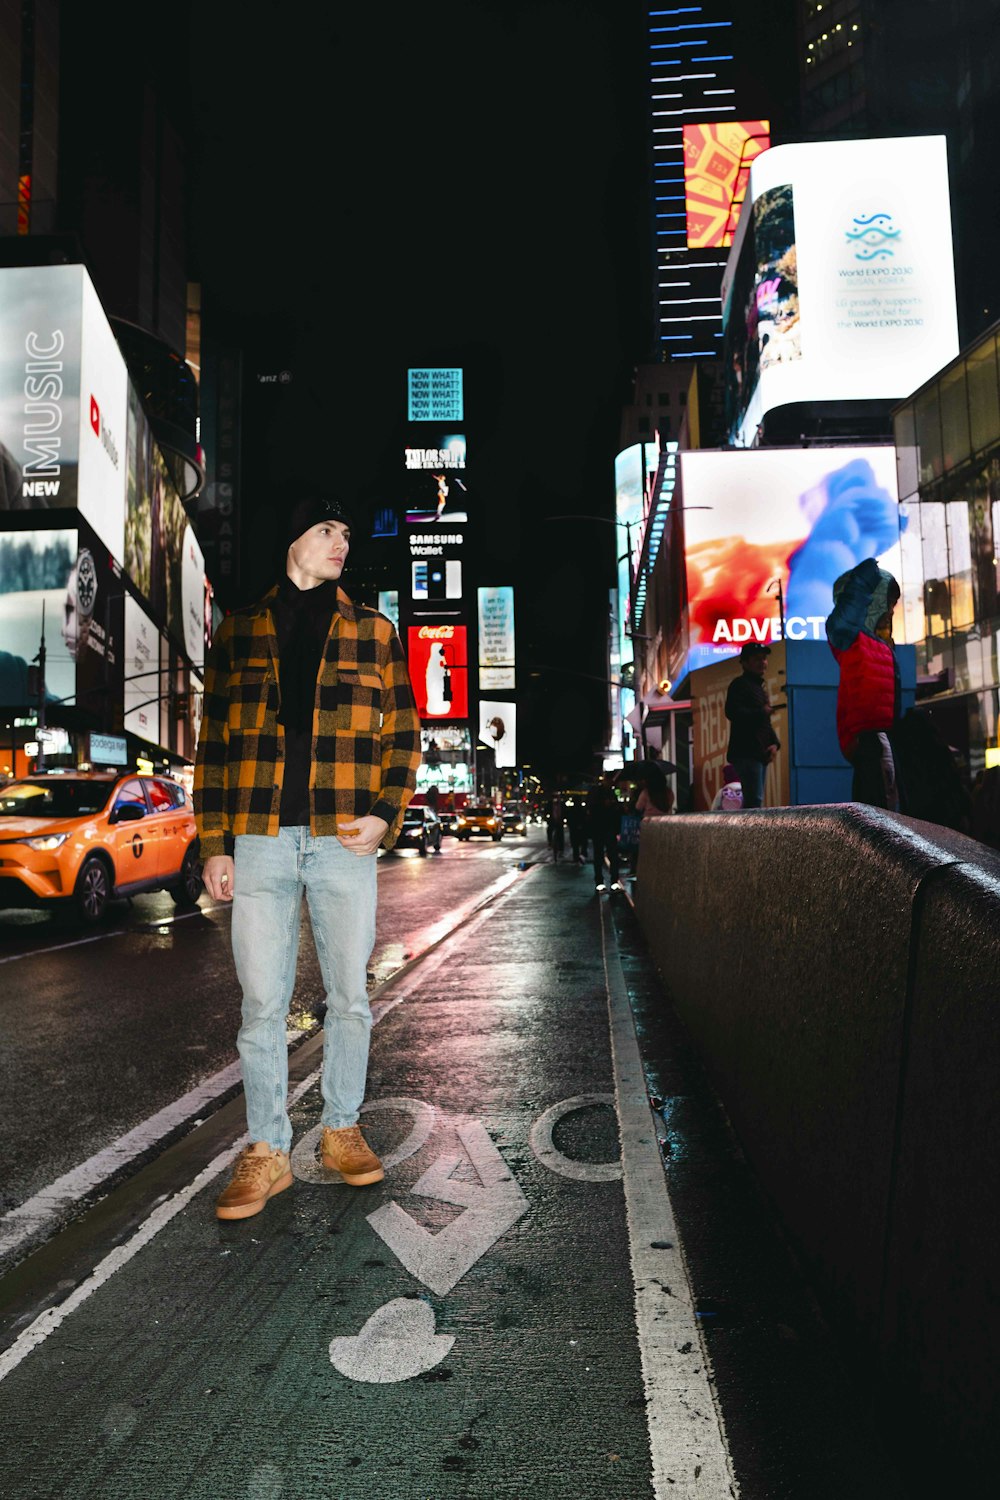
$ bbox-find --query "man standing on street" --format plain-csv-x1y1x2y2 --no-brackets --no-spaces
195,493,421,1220
724,643,780,810
587,773,623,892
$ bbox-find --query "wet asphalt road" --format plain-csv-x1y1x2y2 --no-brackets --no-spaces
0,843,909,1498
0,831,541,1235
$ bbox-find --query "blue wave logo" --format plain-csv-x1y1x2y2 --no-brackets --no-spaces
845,211,900,261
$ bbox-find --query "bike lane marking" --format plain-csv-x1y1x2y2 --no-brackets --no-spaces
600,898,738,1498
0,867,536,1384
0,870,520,1264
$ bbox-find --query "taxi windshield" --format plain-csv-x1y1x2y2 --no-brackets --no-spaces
0,780,114,818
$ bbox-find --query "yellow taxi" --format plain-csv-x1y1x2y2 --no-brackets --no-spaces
0,772,202,924
455,804,504,842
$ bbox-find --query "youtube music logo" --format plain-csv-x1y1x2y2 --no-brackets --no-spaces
88,394,119,469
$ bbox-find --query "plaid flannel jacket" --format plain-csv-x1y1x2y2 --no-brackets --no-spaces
194,586,421,858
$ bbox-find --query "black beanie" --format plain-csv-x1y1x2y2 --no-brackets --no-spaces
282,493,355,551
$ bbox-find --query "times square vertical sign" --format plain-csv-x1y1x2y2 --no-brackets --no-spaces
403,369,470,732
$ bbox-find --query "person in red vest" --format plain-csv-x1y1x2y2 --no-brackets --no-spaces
826,557,901,809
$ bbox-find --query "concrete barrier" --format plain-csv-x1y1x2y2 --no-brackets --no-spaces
634,806,1000,1488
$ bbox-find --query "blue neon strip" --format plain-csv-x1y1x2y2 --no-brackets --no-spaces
651,40,707,49
694,54,734,60
654,196,686,201
649,21,732,30
655,213,687,219
648,7,701,15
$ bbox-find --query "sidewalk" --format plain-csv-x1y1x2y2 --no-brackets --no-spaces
0,859,902,1499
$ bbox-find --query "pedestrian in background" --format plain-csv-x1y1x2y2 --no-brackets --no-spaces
587,773,622,892
565,795,588,864
725,643,780,809
195,491,421,1222
826,557,901,810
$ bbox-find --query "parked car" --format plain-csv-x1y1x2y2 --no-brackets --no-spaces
0,772,202,924
502,808,527,836
395,804,442,856
456,805,503,841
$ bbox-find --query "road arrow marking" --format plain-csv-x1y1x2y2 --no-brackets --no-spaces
366,1119,528,1297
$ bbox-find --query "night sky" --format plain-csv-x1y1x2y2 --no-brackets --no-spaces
182,1,795,775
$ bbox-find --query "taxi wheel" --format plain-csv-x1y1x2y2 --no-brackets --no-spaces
170,847,203,906
74,856,111,925
417,836,428,857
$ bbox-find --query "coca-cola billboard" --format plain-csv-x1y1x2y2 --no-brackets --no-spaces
407,623,469,721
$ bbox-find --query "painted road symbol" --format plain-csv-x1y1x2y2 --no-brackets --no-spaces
329,1298,454,1383
529,1093,623,1181
367,1118,529,1297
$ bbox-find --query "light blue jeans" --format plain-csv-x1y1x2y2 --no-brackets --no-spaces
231,829,377,1153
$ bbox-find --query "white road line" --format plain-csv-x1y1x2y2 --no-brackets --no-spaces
0,1067,321,1385
0,904,226,965
600,900,738,1499
0,1061,244,1258
0,866,526,1263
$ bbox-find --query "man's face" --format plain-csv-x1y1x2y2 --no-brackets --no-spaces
287,519,350,586
743,650,768,678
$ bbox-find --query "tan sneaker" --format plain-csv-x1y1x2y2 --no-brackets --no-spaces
320,1125,385,1186
215,1141,293,1220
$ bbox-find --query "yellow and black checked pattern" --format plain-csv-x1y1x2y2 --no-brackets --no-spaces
194,586,421,858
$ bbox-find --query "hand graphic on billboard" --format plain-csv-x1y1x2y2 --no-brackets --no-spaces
786,458,903,622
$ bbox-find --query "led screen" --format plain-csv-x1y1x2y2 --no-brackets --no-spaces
0,527,77,706
683,120,770,249
403,469,469,525
407,368,464,422
477,585,515,690
405,432,466,470
0,265,82,511
123,593,160,744
679,446,904,678
412,559,462,601
722,136,960,445
407,624,469,720
479,700,517,768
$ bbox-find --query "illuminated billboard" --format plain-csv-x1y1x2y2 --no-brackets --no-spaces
477,585,515,690
0,523,126,714
413,559,462,601
407,624,469,720
678,446,904,679
722,136,960,445
0,265,129,562
123,593,160,744
479,700,517,768
405,433,466,470
403,470,468,525
407,368,464,423
0,527,78,706
683,120,769,249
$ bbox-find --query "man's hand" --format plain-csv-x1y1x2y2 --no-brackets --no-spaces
203,854,235,901
337,815,389,856
766,744,779,763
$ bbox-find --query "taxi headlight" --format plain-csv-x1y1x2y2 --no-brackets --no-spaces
18,833,69,851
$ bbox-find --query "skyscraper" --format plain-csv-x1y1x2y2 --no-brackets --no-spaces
649,3,768,359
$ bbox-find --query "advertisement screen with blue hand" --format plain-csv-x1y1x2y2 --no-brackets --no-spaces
677,445,922,681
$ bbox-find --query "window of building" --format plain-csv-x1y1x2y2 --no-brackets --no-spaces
915,384,944,485
940,363,971,473
658,392,670,406
637,416,651,434
645,394,653,407
967,334,1000,455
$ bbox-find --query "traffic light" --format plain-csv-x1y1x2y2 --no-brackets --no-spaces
26,665,41,698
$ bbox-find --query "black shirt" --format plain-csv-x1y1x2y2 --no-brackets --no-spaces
272,577,339,827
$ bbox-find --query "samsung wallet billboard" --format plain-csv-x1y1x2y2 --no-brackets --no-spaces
722,136,960,445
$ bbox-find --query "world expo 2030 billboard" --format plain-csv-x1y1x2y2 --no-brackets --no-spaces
721,136,960,446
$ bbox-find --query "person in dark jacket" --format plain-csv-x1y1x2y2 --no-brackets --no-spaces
587,774,623,891
724,643,780,808
826,557,900,809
